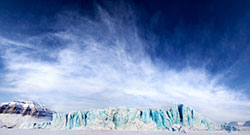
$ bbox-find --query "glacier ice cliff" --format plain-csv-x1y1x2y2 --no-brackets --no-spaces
20,104,236,131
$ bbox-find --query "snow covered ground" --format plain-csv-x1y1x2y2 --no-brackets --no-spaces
0,114,50,128
0,128,250,135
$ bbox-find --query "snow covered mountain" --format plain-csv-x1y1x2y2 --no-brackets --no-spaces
244,121,250,126
0,100,54,119
226,121,250,127
227,121,240,126
0,100,55,128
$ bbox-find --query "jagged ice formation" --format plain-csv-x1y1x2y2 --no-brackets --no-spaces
20,104,236,131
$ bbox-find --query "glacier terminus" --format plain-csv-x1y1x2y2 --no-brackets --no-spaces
20,104,236,132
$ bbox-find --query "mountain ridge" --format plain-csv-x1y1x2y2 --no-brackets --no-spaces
0,100,55,120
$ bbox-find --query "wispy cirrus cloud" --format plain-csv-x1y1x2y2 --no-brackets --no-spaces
0,4,249,123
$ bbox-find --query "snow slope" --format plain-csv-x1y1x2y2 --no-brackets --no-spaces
0,114,49,128
1,128,250,135
0,101,55,128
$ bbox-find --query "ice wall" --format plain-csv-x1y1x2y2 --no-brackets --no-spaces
50,104,221,130
20,104,236,131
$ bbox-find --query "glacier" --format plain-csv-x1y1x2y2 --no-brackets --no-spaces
20,104,236,131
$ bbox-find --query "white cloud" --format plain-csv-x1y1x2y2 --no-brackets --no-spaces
0,8,249,123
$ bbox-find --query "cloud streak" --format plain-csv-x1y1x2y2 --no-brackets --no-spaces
0,3,249,122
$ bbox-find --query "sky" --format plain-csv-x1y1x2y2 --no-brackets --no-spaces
0,0,250,122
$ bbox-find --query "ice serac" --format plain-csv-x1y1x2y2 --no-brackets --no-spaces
20,104,236,131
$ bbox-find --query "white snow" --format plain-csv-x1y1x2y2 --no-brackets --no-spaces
0,114,49,128
0,127,250,135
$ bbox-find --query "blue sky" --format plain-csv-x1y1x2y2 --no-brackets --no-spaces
0,0,250,122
